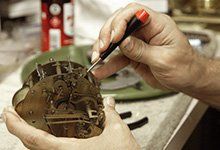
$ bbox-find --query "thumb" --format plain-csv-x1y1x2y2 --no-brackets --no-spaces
103,96,116,111
119,36,152,64
103,97,124,127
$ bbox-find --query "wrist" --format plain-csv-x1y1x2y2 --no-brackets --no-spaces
179,51,210,94
180,51,220,102
191,53,210,92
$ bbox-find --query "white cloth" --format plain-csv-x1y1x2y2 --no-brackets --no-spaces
74,0,168,45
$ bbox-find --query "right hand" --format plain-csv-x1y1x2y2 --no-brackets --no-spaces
91,3,206,91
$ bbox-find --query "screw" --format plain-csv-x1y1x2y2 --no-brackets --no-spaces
49,58,55,62
31,90,35,95
29,111,33,115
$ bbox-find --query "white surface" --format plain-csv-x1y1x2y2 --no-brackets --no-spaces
164,100,208,150
74,0,168,45
0,68,26,150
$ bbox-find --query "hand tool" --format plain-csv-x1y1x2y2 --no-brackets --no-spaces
119,111,149,130
87,9,149,72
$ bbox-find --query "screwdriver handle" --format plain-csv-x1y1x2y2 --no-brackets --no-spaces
100,9,149,60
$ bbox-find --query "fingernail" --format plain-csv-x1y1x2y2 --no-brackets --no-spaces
99,39,104,49
106,96,115,108
91,51,100,63
110,30,115,42
123,37,132,51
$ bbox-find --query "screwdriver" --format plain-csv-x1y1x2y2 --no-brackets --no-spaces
87,9,149,73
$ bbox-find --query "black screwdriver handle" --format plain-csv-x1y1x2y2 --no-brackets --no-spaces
100,16,143,60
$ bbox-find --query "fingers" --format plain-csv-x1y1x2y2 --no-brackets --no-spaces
99,8,123,50
131,62,167,90
102,97,124,129
120,36,154,64
2,106,26,123
91,8,122,63
102,97,132,142
92,54,130,80
3,107,59,150
110,3,152,43
103,96,116,111
91,40,100,63
91,3,153,62
92,2,179,67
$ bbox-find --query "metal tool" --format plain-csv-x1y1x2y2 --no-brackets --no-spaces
87,9,149,72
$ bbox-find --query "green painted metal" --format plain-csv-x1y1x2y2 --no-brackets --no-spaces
21,45,172,100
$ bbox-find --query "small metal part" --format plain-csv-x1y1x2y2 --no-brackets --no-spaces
12,60,105,138
36,64,46,79
68,59,73,73
87,58,102,73
119,111,148,130
128,117,149,130
119,111,132,120
49,58,55,62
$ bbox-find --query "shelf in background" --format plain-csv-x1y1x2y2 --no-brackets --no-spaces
172,15,220,24
0,0,40,18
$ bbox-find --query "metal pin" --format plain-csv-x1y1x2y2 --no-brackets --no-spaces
68,57,73,73
87,58,102,73
36,63,46,79
54,62,62,74
49,58,55,62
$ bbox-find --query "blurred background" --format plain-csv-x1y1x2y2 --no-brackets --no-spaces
1,0,220,80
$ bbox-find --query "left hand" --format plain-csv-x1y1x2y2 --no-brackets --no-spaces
2,97,140,150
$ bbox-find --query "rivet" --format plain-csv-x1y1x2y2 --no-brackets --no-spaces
29,111,33,115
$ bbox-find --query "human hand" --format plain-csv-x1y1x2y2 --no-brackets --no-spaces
2,97,140,150
91,3,206,91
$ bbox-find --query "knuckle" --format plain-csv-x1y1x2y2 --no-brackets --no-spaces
104,107,115,115
162,14,171,20
161,14,176,25
99,21,113,39
123,39,144,62
92,40,99,50
41,131,50,138
7,124,15,134
23,134,40,146
111,17,126,35
133,43,144,61
22,142,32,150
99,26,109,37
111,17,119,29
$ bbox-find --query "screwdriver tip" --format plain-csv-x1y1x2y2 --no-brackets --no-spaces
87,58,102,73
